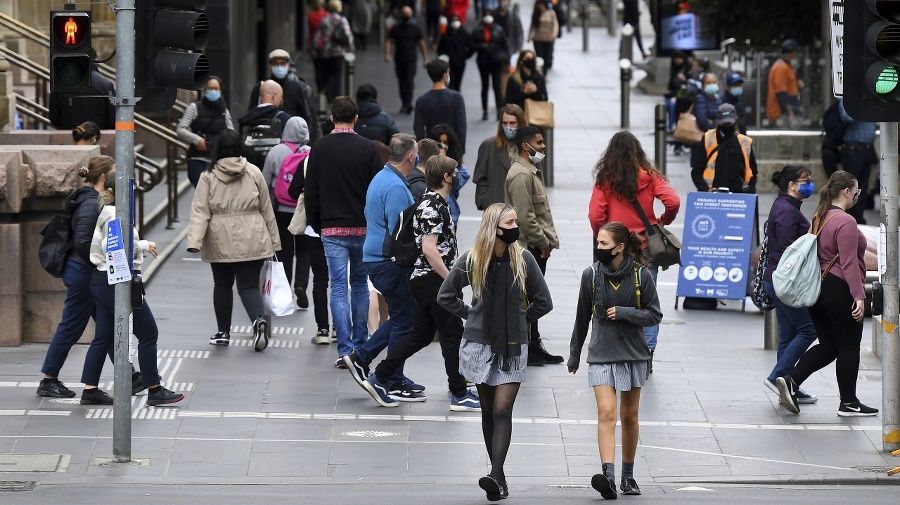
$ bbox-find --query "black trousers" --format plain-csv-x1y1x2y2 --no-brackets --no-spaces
395,58,417,108
477,60,504,113
210,259,265,333
533,40,555,71
321,56,344,102
791,273,863,403
374,272,468,396
449,62,466,92
274,211,304,286
526,246,549,344
296,234,330,331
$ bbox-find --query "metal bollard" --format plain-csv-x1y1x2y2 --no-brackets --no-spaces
619,23,634,62
763,309,778,350
654,102,667,175
343,52,356,97
619,58,632,128
318,92,328,124
582,2,589,52
607,0,616,36
543,127,554,187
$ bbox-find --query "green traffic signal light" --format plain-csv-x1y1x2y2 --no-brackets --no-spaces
876,66,899,95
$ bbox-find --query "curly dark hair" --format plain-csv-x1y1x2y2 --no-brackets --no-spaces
592,131,664,200
427,123,463,166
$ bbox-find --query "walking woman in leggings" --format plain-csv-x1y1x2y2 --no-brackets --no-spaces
438,203,553,501
777,170,878,417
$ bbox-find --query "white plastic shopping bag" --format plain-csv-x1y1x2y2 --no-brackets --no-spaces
261,257,295,317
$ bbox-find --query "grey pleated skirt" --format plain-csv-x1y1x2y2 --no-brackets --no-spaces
588,361,649,390
459,338,527,386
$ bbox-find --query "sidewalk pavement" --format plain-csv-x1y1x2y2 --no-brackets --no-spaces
1,18,898,490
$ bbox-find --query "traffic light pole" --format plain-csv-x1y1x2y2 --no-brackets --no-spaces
113,0,136,462
881,121,900,453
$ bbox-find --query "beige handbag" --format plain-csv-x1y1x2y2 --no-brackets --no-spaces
286,157,309,235
673,104,704,144
525,99,555,129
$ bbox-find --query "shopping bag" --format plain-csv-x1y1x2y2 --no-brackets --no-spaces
672,104,704,144
261,257,295,316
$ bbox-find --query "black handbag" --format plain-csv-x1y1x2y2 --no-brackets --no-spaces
131,271,145,310
39,214,73,278
631,199,682,269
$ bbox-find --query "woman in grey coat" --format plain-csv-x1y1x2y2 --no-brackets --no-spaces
438,202,553,501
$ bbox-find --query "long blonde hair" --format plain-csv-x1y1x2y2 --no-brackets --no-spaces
466,203,527,300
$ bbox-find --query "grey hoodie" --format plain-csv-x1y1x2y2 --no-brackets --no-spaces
262,116,311,213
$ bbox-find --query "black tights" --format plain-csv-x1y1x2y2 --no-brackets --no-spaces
476,382,521,482
210,260,265,333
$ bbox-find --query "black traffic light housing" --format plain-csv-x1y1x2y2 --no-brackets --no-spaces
49,10,92,92
843,0,900,121
135,0,210,112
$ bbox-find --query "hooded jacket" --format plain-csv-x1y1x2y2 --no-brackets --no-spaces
187,157,281,263
589,168,681,242
66,186,101,267
406,167,427,202
262,116,311,213
354,98,400,145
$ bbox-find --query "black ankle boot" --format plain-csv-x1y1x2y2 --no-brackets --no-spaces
529,338,564,364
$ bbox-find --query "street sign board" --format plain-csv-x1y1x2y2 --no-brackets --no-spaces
831,0,844,97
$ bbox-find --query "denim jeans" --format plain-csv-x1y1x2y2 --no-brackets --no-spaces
41,260,110,377
763,281,817,382
322,235,369,356
644,263,660,350
82,271,160,388
357,260,415,384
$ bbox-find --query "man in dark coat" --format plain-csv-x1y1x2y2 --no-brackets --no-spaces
247,49,318,142
353,84,400,145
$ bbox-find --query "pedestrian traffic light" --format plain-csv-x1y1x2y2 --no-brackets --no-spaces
843,0,900,121
135,0,210,112
49,11,92,92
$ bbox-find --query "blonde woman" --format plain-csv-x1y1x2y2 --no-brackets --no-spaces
438,202,553,501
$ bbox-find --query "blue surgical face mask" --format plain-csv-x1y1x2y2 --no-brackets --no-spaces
503,126,517,139
271,65,289,79
730,86,744,97
798,181,815,199
205,90,221,102
414,154,420,168
704,84,719,95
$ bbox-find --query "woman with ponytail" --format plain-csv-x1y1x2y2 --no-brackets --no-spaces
37,156,115,400
82,168,184,407
569,221,662,499
438,202,553,501
776,170,877,417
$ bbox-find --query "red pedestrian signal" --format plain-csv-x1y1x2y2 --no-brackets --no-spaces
49,11,92,92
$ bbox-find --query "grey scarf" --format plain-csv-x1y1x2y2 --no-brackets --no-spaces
482,250,523,371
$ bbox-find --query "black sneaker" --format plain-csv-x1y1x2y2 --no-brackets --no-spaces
620,477,641,495
252,317,268,352
295,288,309,309
132,372,147,396
837,400,879,417
776,376,800,414
478,475,502,502
591,473,617,500
388,383,427,402
80,388,113,405
36,378,76,398
342,351,370,389
210,331,230,346
311,328,330,345
147,386,184,406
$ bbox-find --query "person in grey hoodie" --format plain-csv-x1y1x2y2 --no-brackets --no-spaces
568,222,662,500
262,117,312,303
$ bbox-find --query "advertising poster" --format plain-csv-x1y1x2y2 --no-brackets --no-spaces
655,0,718,56
676,192,757,300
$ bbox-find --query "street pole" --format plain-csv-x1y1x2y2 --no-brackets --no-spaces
581,1,589,53
653,102,666,174
619,58,632,129
607,0,616,36
880,121,900,453
113,0,136,462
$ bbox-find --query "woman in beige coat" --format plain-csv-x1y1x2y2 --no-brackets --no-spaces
528,0,559,72
187,129,281,351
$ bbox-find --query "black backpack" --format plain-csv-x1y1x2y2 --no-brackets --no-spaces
331,20,350,48
823,99,848,147
242,112,286,168
389,196,430,269
39,214,73,278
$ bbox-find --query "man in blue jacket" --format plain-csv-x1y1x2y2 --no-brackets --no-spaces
343,134,425,403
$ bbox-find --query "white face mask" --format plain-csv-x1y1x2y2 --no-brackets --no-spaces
483,15,494,24
450,20,461,30
526,143,545,164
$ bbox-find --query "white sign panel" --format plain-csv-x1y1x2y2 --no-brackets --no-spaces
831,1,844,97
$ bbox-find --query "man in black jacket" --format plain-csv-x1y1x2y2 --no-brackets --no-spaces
413,59,467,151
237,80,293,169
290,96,383,368
247,49,318,142
353,84,400,145
690,104,758,194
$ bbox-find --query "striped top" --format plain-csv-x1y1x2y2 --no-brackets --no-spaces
89,205,150,271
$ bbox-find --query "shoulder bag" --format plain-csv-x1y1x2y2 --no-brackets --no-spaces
673,103,704,144
631,199,682,269
525,99,554,129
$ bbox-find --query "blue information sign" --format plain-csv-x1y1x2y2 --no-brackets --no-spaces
676,192,757,300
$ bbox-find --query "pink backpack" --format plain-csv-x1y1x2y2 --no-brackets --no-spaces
273,142,309,207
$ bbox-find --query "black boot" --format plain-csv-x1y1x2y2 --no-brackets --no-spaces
529,337,564,365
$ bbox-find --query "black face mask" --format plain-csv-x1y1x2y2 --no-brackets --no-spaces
594,246,619,265
522,59,536,70
497,226,520,244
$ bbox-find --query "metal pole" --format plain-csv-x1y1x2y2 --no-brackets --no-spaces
582,1,589,53
880,121,900,453
619,23,634,63
754,51,762,129
607,0,616,36
763,309,777,350
619,59,632,128
654,102,667,175
113,0,136,462
344,52,356,98
543,128,554,187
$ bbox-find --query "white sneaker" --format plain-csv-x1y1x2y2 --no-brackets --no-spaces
310,328,330,345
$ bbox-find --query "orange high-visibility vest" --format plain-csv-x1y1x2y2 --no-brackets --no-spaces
702,130,752,189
